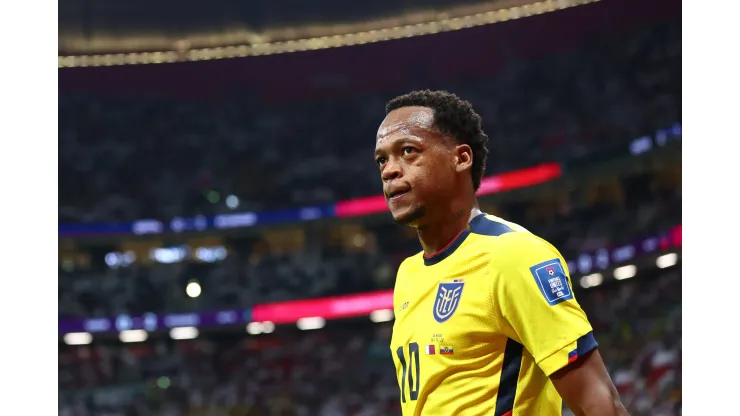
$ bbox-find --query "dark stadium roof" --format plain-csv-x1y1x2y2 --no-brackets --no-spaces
59,0,542,54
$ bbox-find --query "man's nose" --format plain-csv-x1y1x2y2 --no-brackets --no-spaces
382,158,402,181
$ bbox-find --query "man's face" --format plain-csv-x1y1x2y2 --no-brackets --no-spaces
374,106,457,226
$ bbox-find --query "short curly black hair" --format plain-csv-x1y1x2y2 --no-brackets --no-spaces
385,90,489,191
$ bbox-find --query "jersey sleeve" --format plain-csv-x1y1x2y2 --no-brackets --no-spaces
491,232,598,377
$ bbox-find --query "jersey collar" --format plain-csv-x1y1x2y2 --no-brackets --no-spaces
422,212,486,266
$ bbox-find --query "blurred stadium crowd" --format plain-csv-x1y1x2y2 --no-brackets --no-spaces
59,167,680,318
58,1,681,415
59,271,681,416
58,20,679,223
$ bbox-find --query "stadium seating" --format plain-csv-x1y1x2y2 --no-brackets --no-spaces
58,5,681,415
58,20,679,224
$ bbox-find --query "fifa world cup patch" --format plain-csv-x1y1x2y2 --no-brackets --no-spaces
529,258,573,306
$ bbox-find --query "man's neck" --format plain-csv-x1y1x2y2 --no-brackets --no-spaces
468,206,483,222
417,204,482,256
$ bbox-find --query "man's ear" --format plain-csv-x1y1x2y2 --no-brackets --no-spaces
454,144,474,173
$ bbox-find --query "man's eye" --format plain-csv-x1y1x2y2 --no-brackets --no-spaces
402,147,415,156
376,157,387,166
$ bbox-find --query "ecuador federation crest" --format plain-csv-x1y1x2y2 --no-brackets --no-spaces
433,280,464,323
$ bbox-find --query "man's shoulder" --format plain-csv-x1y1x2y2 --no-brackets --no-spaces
469,214,530,237
397,252,425,273
470,215,558,260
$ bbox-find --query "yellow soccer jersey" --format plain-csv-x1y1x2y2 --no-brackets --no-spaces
390,213,597,416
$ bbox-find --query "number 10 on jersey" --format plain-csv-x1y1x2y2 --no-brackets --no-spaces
396,342,421,402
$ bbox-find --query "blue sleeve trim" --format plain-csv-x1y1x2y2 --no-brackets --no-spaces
576,331,598,357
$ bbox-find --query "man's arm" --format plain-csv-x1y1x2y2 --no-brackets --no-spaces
551,349,628,416
490,232,628,416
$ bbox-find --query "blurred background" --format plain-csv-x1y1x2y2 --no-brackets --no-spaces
58,0,681,414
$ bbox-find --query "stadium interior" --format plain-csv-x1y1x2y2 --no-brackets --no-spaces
58,0,681,414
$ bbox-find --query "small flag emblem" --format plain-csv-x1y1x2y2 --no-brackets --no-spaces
568,349,578,364
440,346,454,355
425,345,436,355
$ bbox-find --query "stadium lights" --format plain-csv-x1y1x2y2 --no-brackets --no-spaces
297,317,325,331
58,0,596,68
579,273,603,289
656,253,678,269
186,281,202,298
246,322,263,335
119,329,148,343
157,377,171,389
613,265,637,281
170,326,199,340
246,321,275,334
226,195,240,209
370,309,394,323
63,332,93,346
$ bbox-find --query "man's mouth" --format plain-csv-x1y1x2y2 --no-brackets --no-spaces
387,189,410,200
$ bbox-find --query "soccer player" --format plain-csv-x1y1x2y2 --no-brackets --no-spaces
374,90,628,416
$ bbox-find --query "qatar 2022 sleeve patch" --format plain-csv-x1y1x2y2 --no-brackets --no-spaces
529,258,573,306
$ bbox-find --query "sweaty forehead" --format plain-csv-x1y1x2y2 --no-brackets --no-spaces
376,106,436,143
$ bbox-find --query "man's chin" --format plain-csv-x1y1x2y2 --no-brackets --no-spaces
391,205,427,227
